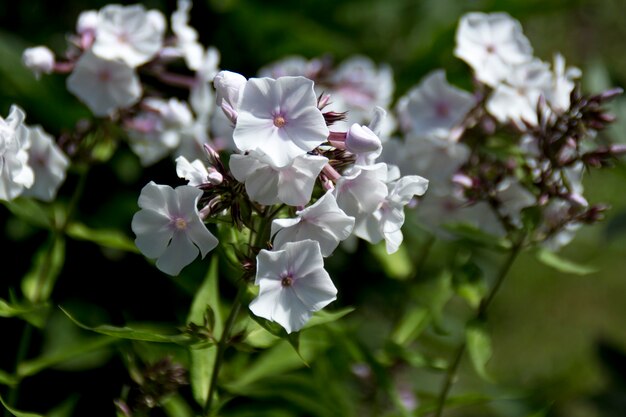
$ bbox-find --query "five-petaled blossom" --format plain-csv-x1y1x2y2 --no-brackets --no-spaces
233,76,329,168
131,181,218,276
249,240,338,333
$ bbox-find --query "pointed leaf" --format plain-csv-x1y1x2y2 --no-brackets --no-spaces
465,320,493,382
0,394,43,417
0,370,17,387
60,308,208,347
1,198,51,229
391,306,430,346
535,249,597,275
66,222,139,253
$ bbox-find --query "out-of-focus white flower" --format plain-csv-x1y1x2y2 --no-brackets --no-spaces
354,175,428,254
175,155,222,186
92,4,165,68
127,98,194,165
271,191,355,256
131,181,218,276
77,10,99,35
258,56,323,79
486,59,552,128
548,53,581,113
190,47,220,118
0,106,33,201
22,46,55,79
494,178,536,226
67,51,141,117
230,151,328,207
396,70,475,137
234,76,329,168
213,70,247,123
455,12,533,87
170,0,204,70
21,126,69,202
249,240,337,333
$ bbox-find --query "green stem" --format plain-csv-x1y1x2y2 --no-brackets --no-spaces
3,324,33,416
203,282,246,416
433,235,525,417
203,205,276,415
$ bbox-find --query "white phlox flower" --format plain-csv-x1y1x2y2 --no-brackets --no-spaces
334,163,389,219
354,175,429,254
131,181,218,276
271,191,355,257
175,155,222,186
486,59,553,128
21,126,69,202
127,98,194,165
249,240,338,334
233,76,329,168
455,12,533,87
92,4,166,68
548,53,581,113
396,70,475,137
67,51,141,117
230,151,328,207
22,46,55,79
77,10,99,35
190,47,220,119
494,177,536,227
170,0,204,71
0,106,34,201
213,70,247,123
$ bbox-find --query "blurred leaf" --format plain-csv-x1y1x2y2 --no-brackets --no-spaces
414,270,453,330
21,235,65,303
391,306,430,346
1,198,51,229
370,241,412,280
453,261,487,310
187,260,222,406
162,393,194,417
65,222,139,253
444,223,512,251
465,320,493,382
0,394,43,417
226,329,330,392
416,392,494,416
535,248,598,275
46,395,79,417
0,298,49,328
0,370,17,387
60,308,208,347
303,307,355,329
17,336,116,378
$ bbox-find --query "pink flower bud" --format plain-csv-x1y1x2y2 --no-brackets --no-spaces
213,70,247,123
345,123,381,155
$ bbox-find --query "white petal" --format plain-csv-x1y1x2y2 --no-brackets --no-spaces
155,231,199,275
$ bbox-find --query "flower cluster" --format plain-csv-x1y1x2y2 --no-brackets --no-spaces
385,12,621,249
131,69,427,332
0,105,68,202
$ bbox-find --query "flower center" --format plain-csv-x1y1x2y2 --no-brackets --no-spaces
174,217,187,230
98,69,112,82
281,275,293,287
273,115,286,128
486,44,496,54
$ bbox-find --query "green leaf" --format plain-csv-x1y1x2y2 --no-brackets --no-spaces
60,308,207,347
46,396,79,417
303,307,355,329
535,249,598,275
187,260,222,407
162,394,195,417
21,235,65,303
0,198,51,229
370,241,412,280
0,394,43,417
391,306,430,346
444,223,511,251
0,370,17,387
65,222,139,253
17,336,117,378
0,298,49,328
465,320,493,382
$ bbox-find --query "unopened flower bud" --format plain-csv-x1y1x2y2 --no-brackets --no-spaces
207,167,223,185
213,70,247,123
22,46,55,78
77,10,98,34
452,173,473,189
345,123,381,154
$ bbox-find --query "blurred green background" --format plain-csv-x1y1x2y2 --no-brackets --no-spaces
1,0,626,416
